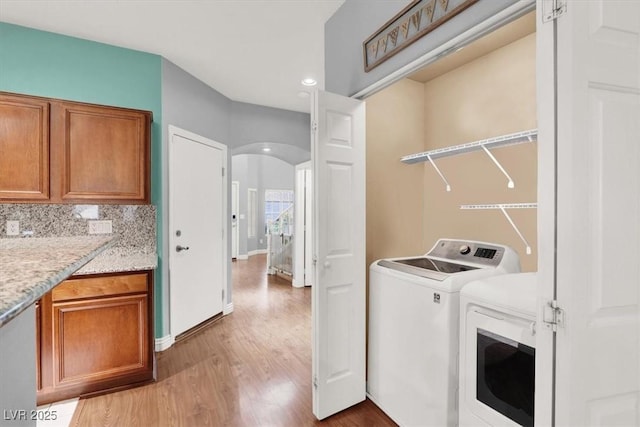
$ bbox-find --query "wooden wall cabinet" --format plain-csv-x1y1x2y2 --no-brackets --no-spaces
0,92,151,204
37,271,154,405
0,93,50,200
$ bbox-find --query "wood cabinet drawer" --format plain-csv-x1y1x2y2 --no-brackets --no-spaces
52,273,148,302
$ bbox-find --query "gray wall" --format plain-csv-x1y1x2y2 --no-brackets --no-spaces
231,102,310,150
325,0,521,97
161,59,233,335
232,154,295,257
0,306,36,427
161,58,307,337
162,59,232,144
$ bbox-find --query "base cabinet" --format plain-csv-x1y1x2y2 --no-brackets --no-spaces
37,271,154,405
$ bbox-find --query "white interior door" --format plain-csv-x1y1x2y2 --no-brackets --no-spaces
312,90,366,420
169,126,226,338
232,180,239,259
538,1,640,424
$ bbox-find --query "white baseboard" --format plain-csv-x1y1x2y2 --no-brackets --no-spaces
237,254,248,260
248,249,267,257
155,335,174,352
292,277,305,288
223,302,234,315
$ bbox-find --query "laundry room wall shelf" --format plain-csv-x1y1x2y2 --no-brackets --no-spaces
401,129,537,191
460,203,537,255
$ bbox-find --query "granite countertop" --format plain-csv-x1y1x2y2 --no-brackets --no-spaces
77,247,158,275
0,236,115,327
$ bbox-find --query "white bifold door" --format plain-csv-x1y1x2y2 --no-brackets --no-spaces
311,91,366,420
537,0,640,424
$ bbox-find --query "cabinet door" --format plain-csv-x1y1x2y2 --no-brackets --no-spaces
37,272,154,405
51,102,150,203
52,294,150,388
0,93,50,200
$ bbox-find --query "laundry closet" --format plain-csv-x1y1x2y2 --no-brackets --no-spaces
365,12,537,273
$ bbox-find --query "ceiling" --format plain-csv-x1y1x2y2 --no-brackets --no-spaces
0,0,345,113
408,11,536,83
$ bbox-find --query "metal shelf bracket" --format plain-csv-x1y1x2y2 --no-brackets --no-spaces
427,154,451,192
479,143,515,189
460,203,537,254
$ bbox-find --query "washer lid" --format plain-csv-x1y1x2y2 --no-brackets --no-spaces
377,257,478,281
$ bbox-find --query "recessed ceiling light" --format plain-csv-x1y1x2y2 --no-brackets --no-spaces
263,147,271,152
301,78,317,87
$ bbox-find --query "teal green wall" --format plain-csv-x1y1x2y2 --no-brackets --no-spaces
0,22,165,337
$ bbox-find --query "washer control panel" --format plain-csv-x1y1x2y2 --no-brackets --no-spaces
428,239,505,267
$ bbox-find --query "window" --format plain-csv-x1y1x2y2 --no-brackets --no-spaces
248,188,257,238
265,189,294,234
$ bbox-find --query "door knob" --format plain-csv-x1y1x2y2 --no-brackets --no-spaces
176,245,190,252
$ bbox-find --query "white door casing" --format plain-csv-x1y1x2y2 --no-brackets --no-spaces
169,126,227,339
294,161,313,288
538,1,640,425
312,90,366,420
304,165,313,287
232,181,239,259
535,1,556,424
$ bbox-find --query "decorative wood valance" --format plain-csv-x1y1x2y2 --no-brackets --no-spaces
363,0,478,72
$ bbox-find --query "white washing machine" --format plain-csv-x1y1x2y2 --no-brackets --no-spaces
459,273,537,427
368,239,520,427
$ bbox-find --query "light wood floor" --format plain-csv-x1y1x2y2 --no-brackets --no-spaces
71,255,396,426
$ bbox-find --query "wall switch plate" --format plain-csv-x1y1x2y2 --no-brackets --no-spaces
6,220,19,236
88,220,112,234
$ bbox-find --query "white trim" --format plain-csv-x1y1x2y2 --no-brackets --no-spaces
292,278,305,288
223,302,234,315
155,335,174,352
248,249,268,256
237,254,249,260
352,0,535,100
247,188,257,238
231,180,240,259
168,125,228,341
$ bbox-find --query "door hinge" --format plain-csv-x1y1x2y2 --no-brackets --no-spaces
543,300,565,332
222,167,225,177
312,121,318,132
312,256,318,266
313,375,318,390
542,0,566,23
222,289,225,301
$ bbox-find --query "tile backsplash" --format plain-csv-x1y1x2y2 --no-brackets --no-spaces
0,204,156,253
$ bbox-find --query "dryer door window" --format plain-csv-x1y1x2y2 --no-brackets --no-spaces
476,329,535,427
463,310,536,427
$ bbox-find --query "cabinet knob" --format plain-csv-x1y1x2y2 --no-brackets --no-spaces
176,245,190,252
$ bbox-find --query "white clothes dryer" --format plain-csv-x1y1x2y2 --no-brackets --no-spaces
459,272,537,427
368,239,521,426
